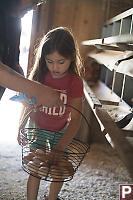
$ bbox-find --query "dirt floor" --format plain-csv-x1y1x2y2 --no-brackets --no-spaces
0,140,132,200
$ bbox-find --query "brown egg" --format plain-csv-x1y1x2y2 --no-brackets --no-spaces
35,149,48,163
32,156,41,167
59,160,74,177
38,166,49,178
27,161,39,175
50,161,74,180
50,165,62,180
23,152,35,164
38,153,48,162
35,149,45,155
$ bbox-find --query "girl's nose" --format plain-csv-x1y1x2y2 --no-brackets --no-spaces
53,62,58,71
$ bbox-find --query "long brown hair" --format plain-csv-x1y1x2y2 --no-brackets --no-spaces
29,27,83,82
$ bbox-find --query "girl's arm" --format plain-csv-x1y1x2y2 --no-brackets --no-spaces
55,97,83,152
0,61,61,107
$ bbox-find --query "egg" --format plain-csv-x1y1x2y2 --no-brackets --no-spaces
38,166,49,178
50,160,74,180
32,156,41,167
23,152,35,164
35,149,45,155
27,161,39,175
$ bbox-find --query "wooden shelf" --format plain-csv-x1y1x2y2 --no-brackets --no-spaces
91,81,133,130
86,49,126,71
82,35,133,76
87,50,133,77
82,8,133,179
106,8,133,25
81,8,133,74
82,34,133,50
84,80,133,131
83,80,133,178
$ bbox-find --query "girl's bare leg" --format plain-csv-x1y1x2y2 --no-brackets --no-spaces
47,181,63,200
27,175,40,200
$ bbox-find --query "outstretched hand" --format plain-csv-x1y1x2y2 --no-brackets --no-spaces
33,84,63,107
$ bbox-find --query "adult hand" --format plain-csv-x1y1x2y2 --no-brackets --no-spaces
34,84,63,107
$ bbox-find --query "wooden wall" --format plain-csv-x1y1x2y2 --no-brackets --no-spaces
28,0,133,73
106,0,133,20
28,0,107,72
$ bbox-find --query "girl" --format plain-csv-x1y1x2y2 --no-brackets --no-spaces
19,27,84,200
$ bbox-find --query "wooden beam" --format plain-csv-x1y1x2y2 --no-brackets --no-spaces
82,34,133,47
106,8,133,25
99,99,119,106
84,81,133,178
95,107,133,179
87,50,124,71
83,80,102,109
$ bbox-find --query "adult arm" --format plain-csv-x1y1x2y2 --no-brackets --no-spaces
0,61,62,107
55,97,83,151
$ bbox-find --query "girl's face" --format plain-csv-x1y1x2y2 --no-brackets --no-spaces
45,51,72,79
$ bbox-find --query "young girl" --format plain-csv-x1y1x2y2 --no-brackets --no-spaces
19,27,84,200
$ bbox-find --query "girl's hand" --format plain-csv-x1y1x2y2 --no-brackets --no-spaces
47,150,67,165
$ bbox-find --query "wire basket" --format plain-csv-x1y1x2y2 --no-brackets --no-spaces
20,105,90,182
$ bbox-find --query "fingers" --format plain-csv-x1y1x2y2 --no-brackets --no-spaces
46,91,63,107
47,151,67,165
35,85,64,107
55,96,64,107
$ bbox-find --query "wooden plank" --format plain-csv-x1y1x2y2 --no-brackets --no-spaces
106,8,133,25
95,44,122,51
94,44,133,51
81,38,103,46
52,0,76,28
92,81,119,100
86,48,133,75
95,106,133,179
84,82,133,175
122,130,133,137
82,34,133,46
92,81,133,129
104,34,133,44
87,50,124,71
92,81,133,131
99,99,119,106
83,80,102,109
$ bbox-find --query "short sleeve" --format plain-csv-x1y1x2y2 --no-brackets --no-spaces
70,75,84,98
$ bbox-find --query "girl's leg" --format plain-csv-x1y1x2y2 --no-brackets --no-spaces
47,181,63,200
46,130,65,199
27,175,40,200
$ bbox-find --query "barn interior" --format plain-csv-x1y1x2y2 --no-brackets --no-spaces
1,0,133,199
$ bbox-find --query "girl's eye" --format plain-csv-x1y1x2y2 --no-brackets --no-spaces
59,60,65,64
47,60,53,64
